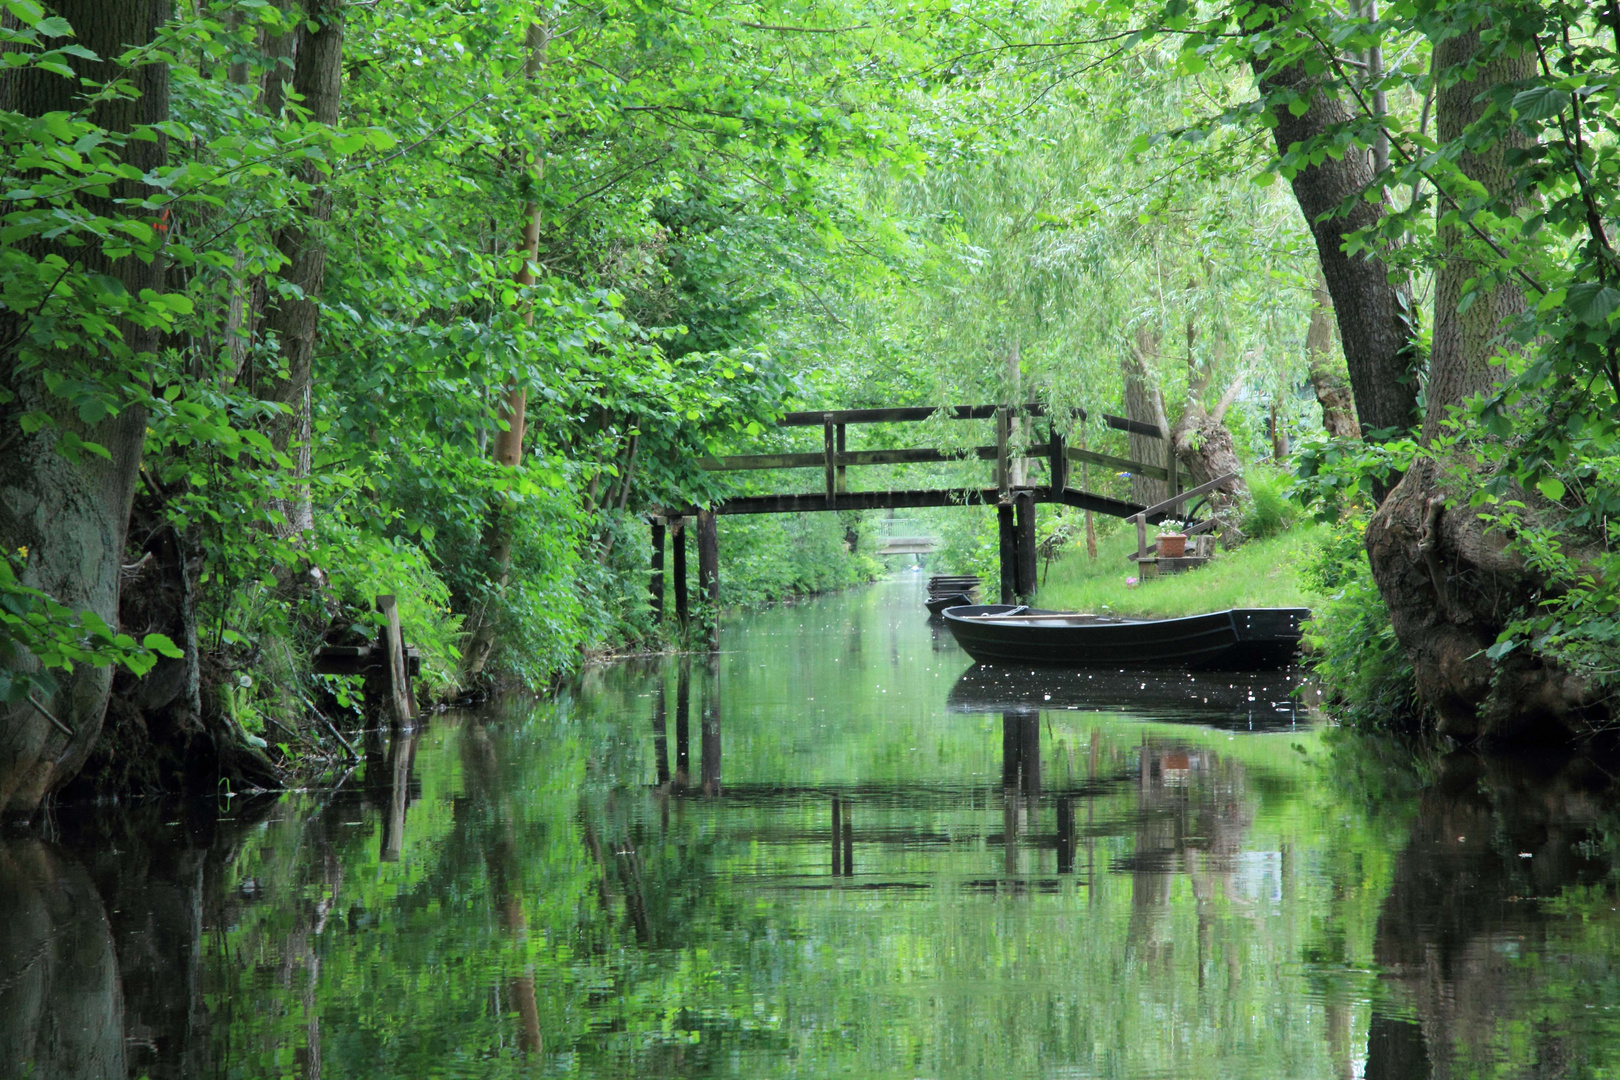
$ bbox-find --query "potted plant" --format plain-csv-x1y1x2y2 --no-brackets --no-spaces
1156,519,1188,558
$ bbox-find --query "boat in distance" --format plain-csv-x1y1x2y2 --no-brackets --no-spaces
940,604,1310,671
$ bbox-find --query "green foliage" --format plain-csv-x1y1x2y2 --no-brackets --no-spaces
0,551,180,707
1300,515,1420,730
1240,465,1303,541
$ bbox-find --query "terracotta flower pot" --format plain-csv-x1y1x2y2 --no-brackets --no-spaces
1157,533,1187,558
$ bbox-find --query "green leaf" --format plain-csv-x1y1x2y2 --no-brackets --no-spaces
1537,477,1566,503
1565,281,1620,325
1510,86,1570,122
142,632,185,659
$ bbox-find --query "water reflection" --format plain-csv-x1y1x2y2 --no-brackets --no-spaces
7,579,1620,1079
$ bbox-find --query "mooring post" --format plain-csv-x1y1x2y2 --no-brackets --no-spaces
376,594,413,731
997,500,1017,604
1014,489,1037,601
1056,796,1075,874
831,797,843,875
672,516,689,628
649,516,666,621
697,509,719,649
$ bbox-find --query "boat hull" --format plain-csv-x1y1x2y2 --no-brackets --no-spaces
941,605,1309,671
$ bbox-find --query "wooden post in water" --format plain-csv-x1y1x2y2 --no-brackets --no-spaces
997,501,1017,604
842,807,854,877
1014,489,1037,601
674,658,691,786
672,516,689,628
697,509,719,649
649,517,666,621
376,594,413,731
652,681,670,788
1056,796,1075,874
831,797,843,875
701,653,721,795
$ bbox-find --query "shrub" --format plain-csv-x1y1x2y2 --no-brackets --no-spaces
1300,514,1421,730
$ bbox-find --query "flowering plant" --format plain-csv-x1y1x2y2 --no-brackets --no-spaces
1156,518,1188,537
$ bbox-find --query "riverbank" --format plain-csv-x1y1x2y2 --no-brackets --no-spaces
1038,523,1324,617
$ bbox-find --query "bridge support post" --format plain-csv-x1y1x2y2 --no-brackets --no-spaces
1014,489,1037,601
697,509,719,649
997,500,1017,604
649,517,665,621
672,516,689,628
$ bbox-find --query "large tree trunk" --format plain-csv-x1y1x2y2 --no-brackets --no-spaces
461,12,551,682
1251,3,1419,439
1363,21,1591,738
258,0,346,539
0,0,170,818
1305,274,1361,438
1122,326,1170,507
1170,307,1247,535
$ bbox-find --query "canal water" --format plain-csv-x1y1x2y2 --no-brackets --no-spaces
8,577,1620,1078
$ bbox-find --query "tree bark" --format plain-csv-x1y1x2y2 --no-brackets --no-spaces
1170,306,1247,535
1305,274,1361,438
1251,2,1420,439
1362,21,1589,738
1122,326,1170,507
461,11,551,682
258,0,346,539
0,0,170,818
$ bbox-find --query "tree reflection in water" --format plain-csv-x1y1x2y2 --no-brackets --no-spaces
6,584,1620,1079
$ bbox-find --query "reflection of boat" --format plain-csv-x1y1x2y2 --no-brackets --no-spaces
941,604,1309,670
947,665,1315,731
925,591,974,616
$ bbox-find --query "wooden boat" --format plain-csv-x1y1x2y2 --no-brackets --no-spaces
924,591,975,616
946,666,1318,731
941,604,1310,671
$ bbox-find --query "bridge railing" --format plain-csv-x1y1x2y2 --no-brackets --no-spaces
689,402,1180,517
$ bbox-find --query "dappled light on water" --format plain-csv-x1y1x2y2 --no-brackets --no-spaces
11,579,1620,1079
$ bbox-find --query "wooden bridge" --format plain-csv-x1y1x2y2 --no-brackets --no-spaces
649,402,1223,631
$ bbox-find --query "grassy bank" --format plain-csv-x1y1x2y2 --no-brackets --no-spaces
1037,523,1324,617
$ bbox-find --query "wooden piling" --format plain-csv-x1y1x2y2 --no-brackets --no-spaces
701,654,721,795
831,797,843,875
652,681,670,787
697,510,719,607
1014,489,1037,600
997,501,1017,604
675,659,691,785
649,517,665,620
376,594,413,731
672,516,689,627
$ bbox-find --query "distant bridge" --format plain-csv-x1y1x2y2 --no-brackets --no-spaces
648,402,1222,634
874,536,939,556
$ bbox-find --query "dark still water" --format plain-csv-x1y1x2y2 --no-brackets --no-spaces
9,579,1620,1079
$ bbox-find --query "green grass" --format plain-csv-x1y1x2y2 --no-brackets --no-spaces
1037,521,1325,617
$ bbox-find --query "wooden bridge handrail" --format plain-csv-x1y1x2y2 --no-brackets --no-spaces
700,440,1169,480
777,402,1058,426
1130,472,1238,522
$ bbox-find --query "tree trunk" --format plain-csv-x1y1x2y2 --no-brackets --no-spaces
1251,2,1419,440
1122,326,1170,507
1363,21,1589,738
258,0,346,539
461,12,551,682
1306,274,1361,438
0,0,170,818
1170,308,1247,537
